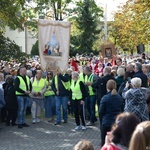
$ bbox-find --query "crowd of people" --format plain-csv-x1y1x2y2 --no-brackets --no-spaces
0,52,150,150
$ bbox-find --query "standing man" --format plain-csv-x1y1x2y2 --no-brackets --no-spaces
134,62,148,87
52,70,70,125
92,66,116,110
84,66,98,126
15,67,32,128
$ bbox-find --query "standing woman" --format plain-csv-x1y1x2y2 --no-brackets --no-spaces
122,77,149,122
44,71,56,122
30,70,47,124
99,79,123,147
70,71,87,130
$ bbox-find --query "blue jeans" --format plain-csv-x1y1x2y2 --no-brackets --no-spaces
17,96,28,124
55,96,68,123
45,95,56,118
86,95,96,123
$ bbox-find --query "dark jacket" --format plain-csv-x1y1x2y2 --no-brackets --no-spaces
134,71,148,87
52,73,70,96
116,76,125,91
92,74,116,105
99,92,123,127
5,84,18,110
14,75,32,96
0,88,5,109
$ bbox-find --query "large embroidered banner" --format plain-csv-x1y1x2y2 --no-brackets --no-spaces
38,19,71,72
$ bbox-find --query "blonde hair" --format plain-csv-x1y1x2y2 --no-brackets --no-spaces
74,140,94,150
107,80,117,95
117,68,125,76
129,121,150,150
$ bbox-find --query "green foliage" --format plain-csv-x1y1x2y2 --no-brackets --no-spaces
109,0,150,54
31,40,39,56
0,0,26,31
0,33,30,62
69,0,103,56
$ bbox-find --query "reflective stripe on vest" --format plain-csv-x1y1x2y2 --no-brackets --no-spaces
44,79,54,96
32,78,45,92
85,74,95,96
70,80,82,100
15,76,30,95
54,75,70,90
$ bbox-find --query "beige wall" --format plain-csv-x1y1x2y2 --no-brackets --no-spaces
4,27,37,54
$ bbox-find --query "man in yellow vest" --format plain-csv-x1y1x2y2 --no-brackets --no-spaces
84,66,98,126
51,69,70,125
15,67,32,128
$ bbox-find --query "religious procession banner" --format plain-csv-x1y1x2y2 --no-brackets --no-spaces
38,19,71,72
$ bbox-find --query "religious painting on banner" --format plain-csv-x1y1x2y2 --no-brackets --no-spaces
101,41,115,59
38,19,71,72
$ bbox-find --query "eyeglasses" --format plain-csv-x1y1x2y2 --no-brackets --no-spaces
47,73,52,75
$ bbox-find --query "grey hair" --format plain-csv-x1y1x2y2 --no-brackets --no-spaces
135,63,142,71
131,77,142,88
72,71,79,78
84,66,91,72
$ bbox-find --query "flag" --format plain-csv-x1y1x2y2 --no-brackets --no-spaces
38,19,71,72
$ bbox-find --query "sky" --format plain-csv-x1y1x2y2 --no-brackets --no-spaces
96,0,128,21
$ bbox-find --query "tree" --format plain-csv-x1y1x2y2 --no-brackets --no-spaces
0,0,26,31
70,0,103,55
0,33,30,62
109,0,150,54
31,40,39,56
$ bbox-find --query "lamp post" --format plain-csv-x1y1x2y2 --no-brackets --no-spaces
104,3,108,41
25,26,28,54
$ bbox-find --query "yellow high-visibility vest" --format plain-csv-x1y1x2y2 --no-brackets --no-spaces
70,80,82,100
32,78,45,92
85,74,95,96
15,76,30,95
54,75,70,90
44,79,55,96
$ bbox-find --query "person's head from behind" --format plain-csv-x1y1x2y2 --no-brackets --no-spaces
103,66,111,76
83,66,91,75
134,62,142,73
111,112,140,148
7,77,14,86
111,69,117,77
117,68,125,77
131,77,141,88
106,80,117,95
74,140,94,150
129,121,150,150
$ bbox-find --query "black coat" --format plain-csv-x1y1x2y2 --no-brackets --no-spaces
92,74,116,105
5,85,18,110
134,71,148,87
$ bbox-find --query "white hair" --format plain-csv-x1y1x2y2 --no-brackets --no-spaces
131,77,141,88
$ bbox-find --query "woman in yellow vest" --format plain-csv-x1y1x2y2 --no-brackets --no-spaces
30,70,47,124
70,71,87,130
44,71,56,122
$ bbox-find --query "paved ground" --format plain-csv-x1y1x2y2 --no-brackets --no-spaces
0,117,101,150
